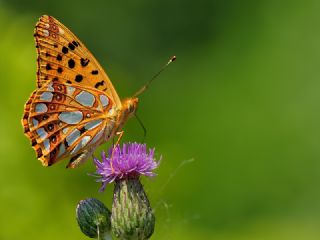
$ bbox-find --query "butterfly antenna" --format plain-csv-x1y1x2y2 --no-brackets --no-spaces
134,113,147,141
133,55,176,97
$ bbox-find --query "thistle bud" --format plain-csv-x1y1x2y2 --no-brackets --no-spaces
76,198,111,239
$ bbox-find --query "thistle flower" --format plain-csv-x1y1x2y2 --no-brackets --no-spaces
94,143,160,191
93,143,160,240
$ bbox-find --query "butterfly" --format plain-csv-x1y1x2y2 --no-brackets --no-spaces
21,15,141,168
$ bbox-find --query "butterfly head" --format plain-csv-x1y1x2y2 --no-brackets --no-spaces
122,97,139,117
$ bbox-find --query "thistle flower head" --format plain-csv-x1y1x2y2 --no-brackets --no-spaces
94,143,160,191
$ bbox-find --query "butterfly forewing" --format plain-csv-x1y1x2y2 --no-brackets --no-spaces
34,15,121,106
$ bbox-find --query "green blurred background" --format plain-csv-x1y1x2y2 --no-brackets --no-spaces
1,0,320,239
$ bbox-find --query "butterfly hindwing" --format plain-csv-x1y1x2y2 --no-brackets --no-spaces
24,80,115,166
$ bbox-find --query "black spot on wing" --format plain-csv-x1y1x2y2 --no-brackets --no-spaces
68,42,75,50
72,41,79,47
47,123,54,131
95,80,105,88
62,46,68,54
64,139,69,148
50,135,57,143
32,139,37,146
80,58,90,67
75,74,83,82
68,59,75,68
49,148,57,161
42,115,49,121
79,127,86,134
36,147,43,158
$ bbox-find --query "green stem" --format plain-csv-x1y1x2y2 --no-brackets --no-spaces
97,224,112,240
99,232,112,240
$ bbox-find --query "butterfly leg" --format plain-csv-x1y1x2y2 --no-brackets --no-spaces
114,131,124,147
110,131,124,172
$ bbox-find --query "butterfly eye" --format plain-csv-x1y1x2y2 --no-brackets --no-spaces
128,104,134,113
127,103,137,114
127,98,138,114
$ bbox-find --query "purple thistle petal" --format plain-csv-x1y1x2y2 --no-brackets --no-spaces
93,143,160,191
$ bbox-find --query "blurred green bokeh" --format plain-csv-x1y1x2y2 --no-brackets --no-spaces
1,0,320,239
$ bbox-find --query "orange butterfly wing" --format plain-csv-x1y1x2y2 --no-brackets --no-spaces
22,15,122,167
34,15,121,106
